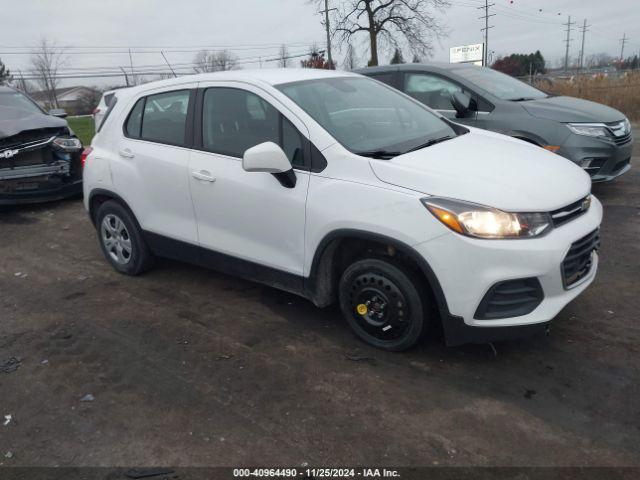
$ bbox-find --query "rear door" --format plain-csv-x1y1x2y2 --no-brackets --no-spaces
188,82,310,280
111,86,198,244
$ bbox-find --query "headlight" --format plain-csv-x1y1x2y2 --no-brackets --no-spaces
421,197,552,239
53,137,82,151
566,123,610,138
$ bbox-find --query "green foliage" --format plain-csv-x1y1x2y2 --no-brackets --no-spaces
67,116,95,146
492,51,546,76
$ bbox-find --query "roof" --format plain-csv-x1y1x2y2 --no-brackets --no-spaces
355,62,480,75
122,68,358,96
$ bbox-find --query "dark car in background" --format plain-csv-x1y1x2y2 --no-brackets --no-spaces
0,86,83,205
358,63,633,182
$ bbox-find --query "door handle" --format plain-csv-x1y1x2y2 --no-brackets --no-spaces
118,148,135,159
192,170,216,182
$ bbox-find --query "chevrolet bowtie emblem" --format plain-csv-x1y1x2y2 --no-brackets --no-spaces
581,196,591,211
0,148,19,159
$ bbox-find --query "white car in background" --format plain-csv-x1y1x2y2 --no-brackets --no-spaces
93,89,117,130
82,69,602,351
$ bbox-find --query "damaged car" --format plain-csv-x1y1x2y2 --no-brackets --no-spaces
0,86,83,205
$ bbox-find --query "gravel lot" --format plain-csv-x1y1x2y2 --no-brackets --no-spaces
0,157,638,470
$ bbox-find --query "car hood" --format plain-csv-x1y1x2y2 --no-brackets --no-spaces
520,95,625,123
369,129,591,212
0,106,67,140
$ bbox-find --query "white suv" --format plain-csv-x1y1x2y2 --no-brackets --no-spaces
83,69,602,351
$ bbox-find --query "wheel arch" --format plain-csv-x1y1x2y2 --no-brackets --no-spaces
304,229,451,321
88,188,136,227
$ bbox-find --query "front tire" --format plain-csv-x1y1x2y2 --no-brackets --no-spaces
338,258,429,351
95,200,153,275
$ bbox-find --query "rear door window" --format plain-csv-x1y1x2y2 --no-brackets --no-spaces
124,98,144,138
140,90,190,146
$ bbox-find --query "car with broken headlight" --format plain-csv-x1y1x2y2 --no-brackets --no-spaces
0,85,83,205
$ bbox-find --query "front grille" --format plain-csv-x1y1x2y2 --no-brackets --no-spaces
561,229,600,288
0,128,63,150
614,133,632,146
474,278,544,320
550,196,590,227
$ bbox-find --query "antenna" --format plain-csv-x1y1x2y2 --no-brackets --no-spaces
160,50,177,78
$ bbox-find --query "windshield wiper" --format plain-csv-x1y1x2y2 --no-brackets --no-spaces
404,136,453,154
356,149,402,159
509,97,536,102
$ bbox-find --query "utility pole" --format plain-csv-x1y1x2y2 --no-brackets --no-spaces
319,0,337,68
563,15,574,72
477,1,495,66
579,19,589,72
620,33,628,61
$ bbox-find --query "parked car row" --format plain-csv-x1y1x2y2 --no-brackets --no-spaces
81,68,605,351
1,64,631,350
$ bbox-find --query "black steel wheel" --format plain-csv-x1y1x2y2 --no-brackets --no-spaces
338,258,429,351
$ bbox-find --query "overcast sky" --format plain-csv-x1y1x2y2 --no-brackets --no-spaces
1,0,639,88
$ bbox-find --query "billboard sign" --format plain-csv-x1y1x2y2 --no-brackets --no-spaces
449,43,484,65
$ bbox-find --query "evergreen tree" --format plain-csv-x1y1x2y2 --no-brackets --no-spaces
390,48,405,64
0,57,12,85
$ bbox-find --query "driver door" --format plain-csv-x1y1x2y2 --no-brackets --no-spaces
402,72,477,126
188,83,310,284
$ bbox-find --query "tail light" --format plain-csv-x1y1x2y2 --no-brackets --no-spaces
81,147,93,168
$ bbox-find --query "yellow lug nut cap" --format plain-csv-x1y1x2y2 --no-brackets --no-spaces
356,304,368,315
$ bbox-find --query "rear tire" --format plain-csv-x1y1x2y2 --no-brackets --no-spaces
95,200,153,275
338,258,429,351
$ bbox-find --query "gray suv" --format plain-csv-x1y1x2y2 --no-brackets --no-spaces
358,63,632,182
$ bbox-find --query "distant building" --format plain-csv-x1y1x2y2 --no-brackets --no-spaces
30,86,100,115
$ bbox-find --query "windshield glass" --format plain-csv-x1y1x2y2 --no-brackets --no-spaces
0,90,43,114
459,67,548,101
277,77,456,156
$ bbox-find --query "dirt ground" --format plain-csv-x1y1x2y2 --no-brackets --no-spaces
1,160,639,470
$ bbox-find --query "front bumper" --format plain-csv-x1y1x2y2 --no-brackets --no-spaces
559,133,632,182
0,178,82,205
415,196,603,345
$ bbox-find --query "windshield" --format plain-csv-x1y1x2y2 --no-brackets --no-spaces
458,67,548,101
0,90,43,114
277,77,457,157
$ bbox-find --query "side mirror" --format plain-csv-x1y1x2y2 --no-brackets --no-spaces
450,92,474,118
243,141,296,188
49,108,68,118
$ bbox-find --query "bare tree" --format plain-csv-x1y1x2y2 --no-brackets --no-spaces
193,49,240,73
322,0,450,66
30,38,66,109
278,44,290,68
342,44,358,70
